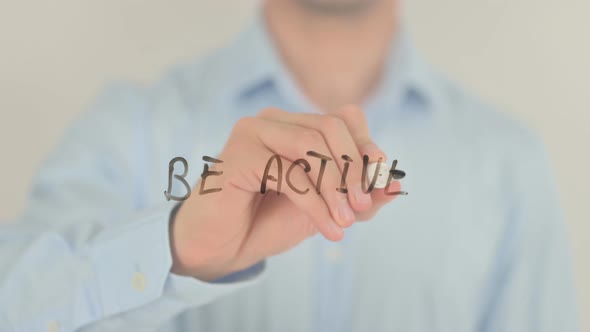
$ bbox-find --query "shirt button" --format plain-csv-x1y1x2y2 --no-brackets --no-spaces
325,246,343,264
132,272,146,291
47,321,59,332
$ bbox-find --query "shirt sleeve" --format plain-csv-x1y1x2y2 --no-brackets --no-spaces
478,130,579,332
0,84,266,332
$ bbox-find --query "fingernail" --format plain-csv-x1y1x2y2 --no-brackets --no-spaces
362,143,386,161
337,199,355,227
353,184,372,206
328,220,344,239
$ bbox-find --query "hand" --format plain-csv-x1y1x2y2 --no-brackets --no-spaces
170,105,402,281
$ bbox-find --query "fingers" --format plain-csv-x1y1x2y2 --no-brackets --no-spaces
356,180,402,221
256,112,360,225
238,117,355,230
257,108,371,213
331,105,387,162
228,106,400,239
231,117,349,240
330,105,396,207
242,143,344,241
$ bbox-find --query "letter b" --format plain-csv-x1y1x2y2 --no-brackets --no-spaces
164,157,192,201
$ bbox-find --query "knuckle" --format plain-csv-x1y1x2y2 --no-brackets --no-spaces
304,222,318,237
322,116,346,133
256,107,280,118
341,105,364,121
233,116,255,133
298,128,324,147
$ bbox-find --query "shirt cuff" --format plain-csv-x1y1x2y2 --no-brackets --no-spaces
87,203,267,319
88,204,175,317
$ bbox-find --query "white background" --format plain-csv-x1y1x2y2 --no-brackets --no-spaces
0,1,588,329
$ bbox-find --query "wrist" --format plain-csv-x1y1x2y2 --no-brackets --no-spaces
168,202,232,280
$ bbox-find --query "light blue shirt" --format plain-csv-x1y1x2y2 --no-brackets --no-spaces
0,16,579,332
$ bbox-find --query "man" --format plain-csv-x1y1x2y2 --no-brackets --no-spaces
0,0,578,331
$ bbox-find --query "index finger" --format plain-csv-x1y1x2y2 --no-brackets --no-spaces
331,105,404,208
330,105,387,163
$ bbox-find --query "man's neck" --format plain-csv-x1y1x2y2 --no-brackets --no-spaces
264,0,398,113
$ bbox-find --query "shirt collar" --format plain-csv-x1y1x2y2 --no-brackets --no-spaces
225,14,439,114
224,16,282,101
